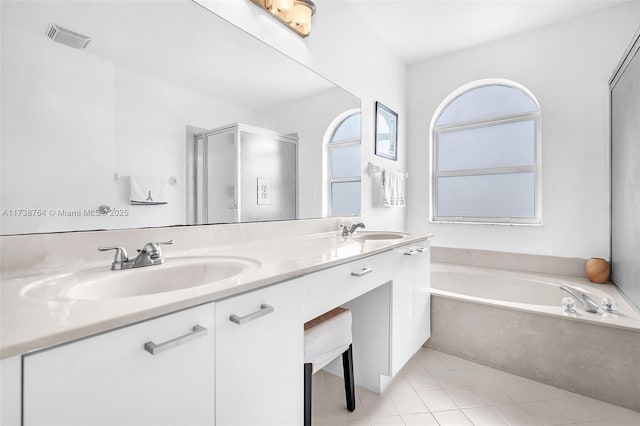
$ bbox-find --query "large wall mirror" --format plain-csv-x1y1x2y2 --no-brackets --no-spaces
0,0,361,236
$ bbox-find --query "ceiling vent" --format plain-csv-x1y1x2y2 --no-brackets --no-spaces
46,24,91,49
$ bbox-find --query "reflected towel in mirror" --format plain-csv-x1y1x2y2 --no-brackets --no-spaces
130,176,168,205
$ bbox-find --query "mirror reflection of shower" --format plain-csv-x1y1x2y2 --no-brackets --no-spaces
188,123,298,225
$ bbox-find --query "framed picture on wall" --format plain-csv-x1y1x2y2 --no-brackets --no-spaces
375,102,398,161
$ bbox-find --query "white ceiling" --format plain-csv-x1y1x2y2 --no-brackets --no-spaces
2,0,336,111
344,0,630,64
2,0,630,105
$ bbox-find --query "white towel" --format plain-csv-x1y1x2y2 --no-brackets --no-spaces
129,176,168,205
372,172,385,207
383,171,406,207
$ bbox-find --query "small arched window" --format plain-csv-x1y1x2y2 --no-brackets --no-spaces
431,80,541,224
325,110,361,217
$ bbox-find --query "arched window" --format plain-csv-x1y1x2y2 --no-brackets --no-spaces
431,80,541,224
325,110,361,217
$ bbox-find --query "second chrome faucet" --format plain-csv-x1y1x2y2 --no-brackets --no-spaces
341,223,365,238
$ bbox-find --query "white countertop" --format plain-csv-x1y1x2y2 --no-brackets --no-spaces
0,231,432,359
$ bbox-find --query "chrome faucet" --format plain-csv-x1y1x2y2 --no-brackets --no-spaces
98,240,174,270
341,223,365,238
559,283,599,313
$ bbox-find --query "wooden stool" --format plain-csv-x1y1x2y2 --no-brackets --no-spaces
303,307,355,426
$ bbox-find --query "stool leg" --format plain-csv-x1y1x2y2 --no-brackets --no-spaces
304,363,312,426
342,344,356,412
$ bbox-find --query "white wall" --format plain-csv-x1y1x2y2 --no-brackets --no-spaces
1,25,116,234
407,3,640,258
0,20,258,234
113,66,256,229
195,0,408,231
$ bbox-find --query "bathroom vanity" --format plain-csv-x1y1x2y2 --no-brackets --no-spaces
0,221,432,425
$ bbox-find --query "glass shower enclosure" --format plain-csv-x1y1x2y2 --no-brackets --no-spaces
610,29,640,311
188,123,298,224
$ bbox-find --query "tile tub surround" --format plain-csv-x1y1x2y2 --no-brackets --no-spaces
311,348,640,426
431,246,589,278
428,249,640,411
431,263,640,332
0,218,431,358
427,295,640,412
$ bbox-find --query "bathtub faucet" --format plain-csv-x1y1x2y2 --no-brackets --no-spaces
559,283,599,313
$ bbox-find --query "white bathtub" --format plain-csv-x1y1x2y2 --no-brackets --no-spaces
431,263,640,330
428,263,640,411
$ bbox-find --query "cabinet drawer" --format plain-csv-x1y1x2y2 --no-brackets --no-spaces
303,250,395,321
23,303,215,426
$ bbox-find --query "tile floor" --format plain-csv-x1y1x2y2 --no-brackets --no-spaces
311,348,640,426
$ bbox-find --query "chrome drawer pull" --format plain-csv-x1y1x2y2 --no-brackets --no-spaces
230,303,274,325
416,247,429,253
144,325,207,355
351,267,373,277
404,250,419,256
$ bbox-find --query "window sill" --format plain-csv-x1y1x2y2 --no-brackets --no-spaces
429,218,542,226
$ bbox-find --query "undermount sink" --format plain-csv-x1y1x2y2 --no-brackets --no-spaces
351,232,406,242
23,256,260,301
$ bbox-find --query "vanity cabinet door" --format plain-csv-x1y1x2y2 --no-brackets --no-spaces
215,279,304,426
23,303,215,426
0,356,20,426
412,245,431,352
391,242,432,373
391,247,416,375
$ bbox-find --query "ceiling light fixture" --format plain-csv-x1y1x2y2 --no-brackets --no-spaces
250,0,316,37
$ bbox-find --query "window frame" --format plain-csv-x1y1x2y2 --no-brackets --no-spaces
429,79,542,225
323,109,362,217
